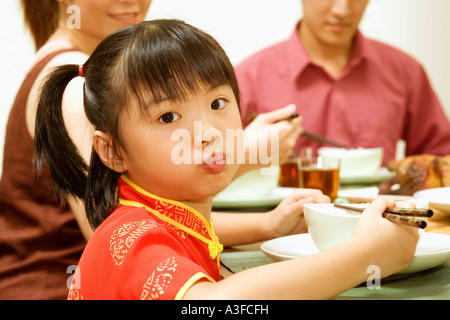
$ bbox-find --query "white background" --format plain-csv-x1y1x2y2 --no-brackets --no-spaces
1,0,450,176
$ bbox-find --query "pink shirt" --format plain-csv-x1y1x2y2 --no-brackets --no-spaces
235,23,450,162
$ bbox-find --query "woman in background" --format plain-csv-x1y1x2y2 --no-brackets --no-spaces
0,0,151,299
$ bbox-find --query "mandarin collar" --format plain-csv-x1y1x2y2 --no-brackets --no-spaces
117,174,223,260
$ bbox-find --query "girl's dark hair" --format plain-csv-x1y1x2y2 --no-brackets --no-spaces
34,19,240,229
21,0,59,50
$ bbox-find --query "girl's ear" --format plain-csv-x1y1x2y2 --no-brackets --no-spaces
93,131,127,173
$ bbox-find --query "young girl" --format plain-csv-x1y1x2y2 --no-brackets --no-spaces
34,19,418,300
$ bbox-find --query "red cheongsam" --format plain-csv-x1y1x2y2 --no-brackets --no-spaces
67,174,222,300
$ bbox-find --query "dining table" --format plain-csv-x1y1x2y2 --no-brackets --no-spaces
215,185,450,300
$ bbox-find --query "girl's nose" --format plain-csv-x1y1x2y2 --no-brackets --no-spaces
194,117,222,149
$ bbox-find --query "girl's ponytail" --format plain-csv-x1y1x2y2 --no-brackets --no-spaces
34,64,88,202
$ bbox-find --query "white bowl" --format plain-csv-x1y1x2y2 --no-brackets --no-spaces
414,187,450,215
318,147,383,176
304,199,428,251
214,167,280,200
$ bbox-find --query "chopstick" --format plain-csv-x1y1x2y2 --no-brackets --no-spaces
384,207,434,217
246,112,353,149
284,115,353,149
286,115,353,149
333,204,431,229
301,131,353,149
334,203,434,217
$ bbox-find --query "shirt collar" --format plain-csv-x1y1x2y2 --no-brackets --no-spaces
288,21,384,80
286,21,311,81
352,30,385,70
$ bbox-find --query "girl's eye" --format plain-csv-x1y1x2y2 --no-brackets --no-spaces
211,98,226,110
158,112,180,124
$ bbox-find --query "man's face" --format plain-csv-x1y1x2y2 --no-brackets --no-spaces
301,0,369,47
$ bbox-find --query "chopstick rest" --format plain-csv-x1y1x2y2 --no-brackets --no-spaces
334,204,431,229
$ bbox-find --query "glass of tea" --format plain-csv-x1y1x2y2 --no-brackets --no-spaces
298,156,340,200
278,147,313,188
278,158,300,188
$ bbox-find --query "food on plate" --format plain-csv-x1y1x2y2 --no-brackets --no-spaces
378,154,450,195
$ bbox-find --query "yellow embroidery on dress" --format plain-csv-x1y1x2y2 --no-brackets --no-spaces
121,174,213,233
208,236,224,260
174,272,216,300
119,199,223,260
119,174,223,260
109,219,158,267
140,256,178,300
67,288,84,300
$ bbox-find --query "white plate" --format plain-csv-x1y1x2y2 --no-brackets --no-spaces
338,187,413,203
261,233,450,275
414,187,450,213
212,187,294,209
340,168,395,185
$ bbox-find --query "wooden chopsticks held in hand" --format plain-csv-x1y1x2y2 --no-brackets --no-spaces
301,130,353,149
247,112,353,149
334,204,432,229
282,114,353,149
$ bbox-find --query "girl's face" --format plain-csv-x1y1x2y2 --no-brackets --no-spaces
60,0,151,44
115,85,242,204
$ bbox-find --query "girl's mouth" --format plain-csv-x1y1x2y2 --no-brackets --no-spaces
202,151,226,173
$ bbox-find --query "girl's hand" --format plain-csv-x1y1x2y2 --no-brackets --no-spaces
351,197,420,277
266,188,330,237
